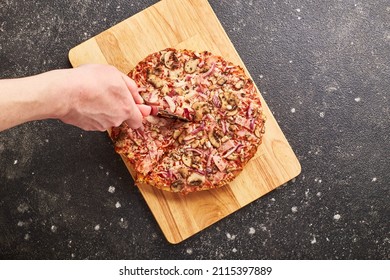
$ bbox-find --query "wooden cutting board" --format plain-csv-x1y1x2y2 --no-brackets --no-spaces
69,0,301,243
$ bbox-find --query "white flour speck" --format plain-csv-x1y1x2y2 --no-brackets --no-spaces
310,236,317,244
319,112,325,118
17,221,25,227
315,178,322,183
354,97,361,102
17,203,29,213
24,233,30,240
291,206,298,213
71,253,75,258
13,160,18,165
334,214,341,220
296,8,301,12
108,186,115,193
298,16,302,20
118,218,129,229
51,225,57,233
372,177,377,182
259,74,264,79
94,224,100,231
316,192,322,197
115,201,121,208
291,108,296,113
232,248,238,253
226,232,237,240
186,248,193,254
259,224,267,232
249,227,256,235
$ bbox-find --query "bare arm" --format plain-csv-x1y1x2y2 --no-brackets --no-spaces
0,64,151,132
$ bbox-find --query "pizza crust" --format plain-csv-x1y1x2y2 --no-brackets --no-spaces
110,48,266,194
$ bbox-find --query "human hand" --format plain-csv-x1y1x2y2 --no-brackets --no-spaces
59,64,151,131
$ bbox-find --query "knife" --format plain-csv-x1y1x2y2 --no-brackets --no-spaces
150,105,190,122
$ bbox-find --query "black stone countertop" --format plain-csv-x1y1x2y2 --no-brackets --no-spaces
0,0,389,260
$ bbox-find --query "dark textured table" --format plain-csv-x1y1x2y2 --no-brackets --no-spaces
0,0,389,259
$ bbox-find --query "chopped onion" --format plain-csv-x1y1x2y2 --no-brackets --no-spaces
186,148,204,156
164,95,176,112
223,144,243,158
191,122,205,135
202,62,216,78
212,94,222,108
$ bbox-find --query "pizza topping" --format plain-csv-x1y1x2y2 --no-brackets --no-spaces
171,179,185,192
164,95,176,112
147,73,164,88
184,59,199,74
208,128,223,148
212,155,227,172
182,153,193,167
187,172,206,186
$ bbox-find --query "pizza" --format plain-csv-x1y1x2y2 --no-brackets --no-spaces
110,48,266,194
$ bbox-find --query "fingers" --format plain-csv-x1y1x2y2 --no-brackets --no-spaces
121,74,144,105
137,104,152,117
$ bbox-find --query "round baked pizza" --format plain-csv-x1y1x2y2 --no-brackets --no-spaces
110,48,266,194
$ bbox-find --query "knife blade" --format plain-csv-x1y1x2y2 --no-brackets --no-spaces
150,105,190,122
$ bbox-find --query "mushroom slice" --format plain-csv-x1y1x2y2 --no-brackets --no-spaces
192,101,208,121
187,172,206,186
208,128,221,148
173,129,183,139
184,59,199,74
178,167,189,178
163,51,173,68
234,80,245,89
171,179,185,192
217,76,227,85
254,123,265,138
182,153,193,167
147,74,164,88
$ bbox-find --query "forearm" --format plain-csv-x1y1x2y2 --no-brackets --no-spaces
0,70,70,131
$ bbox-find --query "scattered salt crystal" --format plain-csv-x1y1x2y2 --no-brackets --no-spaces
51,225,57,233
24,233,30,240
354,97,361,102
226,233,236,240
291,108,296,113
115,202,121,208
310,236,317,244
94,224,100,231
319,112,325,118
372,177,377,182
249,227,256,235
232,248,238,253
291,206,298,213
186,248,193,254
13,160,18,165
108,186,115,193
333,214,341,220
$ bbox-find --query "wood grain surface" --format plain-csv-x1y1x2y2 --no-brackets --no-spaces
68,0,301,243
